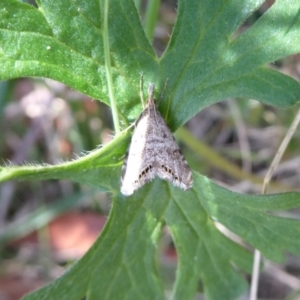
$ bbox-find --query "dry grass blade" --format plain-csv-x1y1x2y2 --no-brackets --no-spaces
250,107,300,300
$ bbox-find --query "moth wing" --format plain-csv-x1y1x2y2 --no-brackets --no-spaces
157,147,193,190
153,113,193,190
121,112,156,196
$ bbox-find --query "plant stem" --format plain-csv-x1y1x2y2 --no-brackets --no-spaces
103,0,120,134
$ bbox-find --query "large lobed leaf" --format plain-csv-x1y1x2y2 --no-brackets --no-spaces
1,0,300,299
160,0,300,129
20,173,300,300
1,0,300,127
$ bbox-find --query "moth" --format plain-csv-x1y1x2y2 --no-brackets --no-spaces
121,83,193,196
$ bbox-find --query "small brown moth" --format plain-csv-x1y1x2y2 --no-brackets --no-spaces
121,83,193,196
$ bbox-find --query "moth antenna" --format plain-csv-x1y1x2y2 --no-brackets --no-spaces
159,78,169,102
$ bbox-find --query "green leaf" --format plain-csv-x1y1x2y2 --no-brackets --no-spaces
160,0,300,129
165,174,300,299
0,128,130,192
0,0,160,120
1,0,300,299
1,0,300,128
22,174,300,300
23,183,168,300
